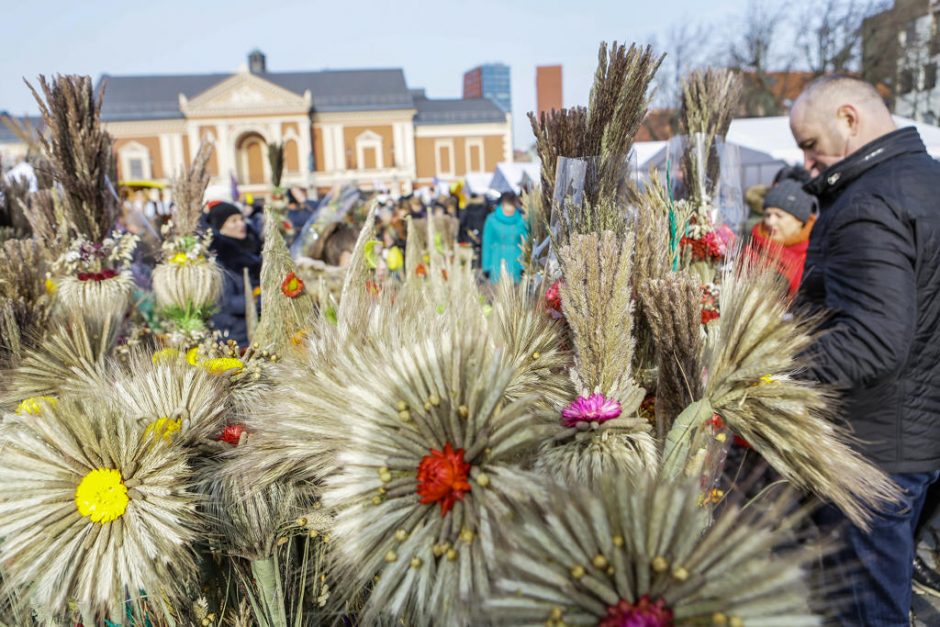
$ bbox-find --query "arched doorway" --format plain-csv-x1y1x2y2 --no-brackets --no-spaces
236,132,268,185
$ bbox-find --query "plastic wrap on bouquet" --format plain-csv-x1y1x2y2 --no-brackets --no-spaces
714,141,746,236
661,135,740,289
550,154,636,248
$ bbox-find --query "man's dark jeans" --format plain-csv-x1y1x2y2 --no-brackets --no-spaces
815,470,940,625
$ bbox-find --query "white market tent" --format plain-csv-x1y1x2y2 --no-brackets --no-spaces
489,162,541,194
631,141,667,170
727,115,940,165
636,138,789,190
463,172,494,196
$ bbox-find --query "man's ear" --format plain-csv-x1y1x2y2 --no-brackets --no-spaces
837,104,860,135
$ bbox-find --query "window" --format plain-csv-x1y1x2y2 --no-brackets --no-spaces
465,138,484,173
128,158,144,180
435,139,455,178
118,141,152,180
362,146,377,169
284,138,300,173
355,131,384,170
926,63,938,91
899,68,915,94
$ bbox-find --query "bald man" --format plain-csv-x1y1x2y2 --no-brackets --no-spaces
791,75,940,624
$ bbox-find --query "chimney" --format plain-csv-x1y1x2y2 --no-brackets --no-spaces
248,49,266,74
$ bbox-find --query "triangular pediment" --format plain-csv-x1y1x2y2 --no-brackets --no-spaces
181,72,310,117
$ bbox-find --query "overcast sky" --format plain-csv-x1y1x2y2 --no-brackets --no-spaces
1,0,749,147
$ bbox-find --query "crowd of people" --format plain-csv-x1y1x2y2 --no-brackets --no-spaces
110,182,535,346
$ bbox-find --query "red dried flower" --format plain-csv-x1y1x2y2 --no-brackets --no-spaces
600,595,673,627
77,268,118,282
219,424,246,446
545,279,563,313
416,442,471,517
681,228,731,262
365,279,381,296
701,308,720,325
281,272,304,298
415,263,427,278
707,413,726,430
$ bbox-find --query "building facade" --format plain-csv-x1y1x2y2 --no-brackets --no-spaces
535,65,563,119
96,52,511,199
863,0,940,122
462,64,512,114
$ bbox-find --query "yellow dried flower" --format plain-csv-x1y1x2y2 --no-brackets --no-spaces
145,416,182,443
201,357,244,375
186,347,201,366
151,348,182,364
74,468,128,523
16,396,58,416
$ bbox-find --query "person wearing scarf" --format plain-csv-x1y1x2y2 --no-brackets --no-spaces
746,179,818,296
207,201,262,346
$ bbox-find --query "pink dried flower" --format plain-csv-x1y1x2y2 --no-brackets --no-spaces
561,393,622,427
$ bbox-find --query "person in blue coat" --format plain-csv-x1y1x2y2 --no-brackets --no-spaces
481,192,528,283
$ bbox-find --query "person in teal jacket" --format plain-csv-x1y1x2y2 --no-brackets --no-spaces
481,192,529,283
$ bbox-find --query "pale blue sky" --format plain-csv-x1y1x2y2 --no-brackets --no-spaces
1,0,749,147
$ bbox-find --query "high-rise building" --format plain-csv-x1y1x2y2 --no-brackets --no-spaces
536,65,563,118
463,64,512,113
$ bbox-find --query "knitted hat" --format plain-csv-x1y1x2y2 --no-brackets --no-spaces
763,179,817,223
208,201,242,232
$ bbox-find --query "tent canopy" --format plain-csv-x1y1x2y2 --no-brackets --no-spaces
636,138,788,190
727,115,940,164
489,162,541,194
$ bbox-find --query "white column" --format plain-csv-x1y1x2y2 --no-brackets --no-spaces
393,122,406,169
158,134,172,180
332,126,345,172
216,123,233,180
402,122,416,177
172,134,185,170
299,117,314,184
186,123,201,174
321,124,335,172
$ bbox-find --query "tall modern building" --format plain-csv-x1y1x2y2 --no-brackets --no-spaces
463,64,512,114
536,65,563,118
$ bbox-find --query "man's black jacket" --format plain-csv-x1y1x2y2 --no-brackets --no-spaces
798,127,940,473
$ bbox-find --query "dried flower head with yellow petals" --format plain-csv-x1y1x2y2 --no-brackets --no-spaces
0,395,201,618
151,347,183,364
110,352,227,448
15,395,58,416
74,468,129,523
201,357,245,375
144,416,183,443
